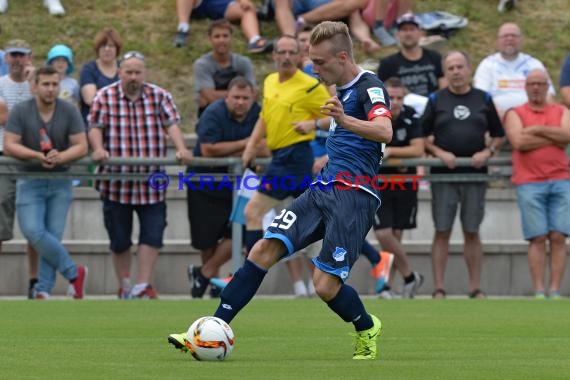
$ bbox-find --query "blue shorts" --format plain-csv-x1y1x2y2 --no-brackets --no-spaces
192,0,232,19
272,0,331,16
265,185,379,282
515,180,570,240
102,199,167,253
258,142,314,200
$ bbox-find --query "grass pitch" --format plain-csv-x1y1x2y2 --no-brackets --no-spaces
1,298,569,380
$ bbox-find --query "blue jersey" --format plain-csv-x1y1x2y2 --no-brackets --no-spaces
319,71,391,199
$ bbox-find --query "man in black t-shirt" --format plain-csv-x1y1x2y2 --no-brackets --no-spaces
421,51,505,299
377,13,446,97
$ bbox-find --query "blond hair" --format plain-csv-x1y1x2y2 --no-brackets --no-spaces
309,21,353,58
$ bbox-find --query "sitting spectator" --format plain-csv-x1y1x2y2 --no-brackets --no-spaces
46,44,79,107
362,0,413,46
377,13,445,97
186,76,269,298
559,53,570,108
193,19,257,117
173,0,271,53
504,69,570,299
473,22,555,119
0,0,65,15
79,27,121,124
421,51,505,299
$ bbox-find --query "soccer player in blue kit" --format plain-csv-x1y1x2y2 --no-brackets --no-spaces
169,21,393,360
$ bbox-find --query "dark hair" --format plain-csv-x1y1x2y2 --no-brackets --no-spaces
296,23,315,36
273,35,300,53
443,50,471,68
94,27,123,56
35,65,59,83
208,19,233,36
384,77,405,89
227,76,254,91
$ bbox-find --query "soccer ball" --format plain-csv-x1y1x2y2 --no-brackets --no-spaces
186,316,235,361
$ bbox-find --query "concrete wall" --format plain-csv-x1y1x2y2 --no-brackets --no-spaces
2,186,568,297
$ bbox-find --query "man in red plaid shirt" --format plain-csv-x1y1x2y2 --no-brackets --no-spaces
88,51,193,299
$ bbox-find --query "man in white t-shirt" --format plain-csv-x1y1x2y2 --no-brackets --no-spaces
473,22,555,119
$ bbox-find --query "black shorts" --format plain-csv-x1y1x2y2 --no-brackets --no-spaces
373,186,418,230
258,142,314,200
265,185,379,282
187,186,233,250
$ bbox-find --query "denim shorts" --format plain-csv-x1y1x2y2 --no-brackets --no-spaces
515,180,570,240
102,199,167,253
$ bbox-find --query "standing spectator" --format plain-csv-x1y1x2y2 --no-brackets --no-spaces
193,19,257,118
173,0,272,52
79,27,121,124
88,51,193,299
474,22,555,119
377,13,446,97
4,66,88,299
186,76,269,298
170,21,392,360
559,53,570,108
504,69,570,299
0,39,40,299
46,44,79,107
373,77,424,299
0,0,65,15
421,51,505,299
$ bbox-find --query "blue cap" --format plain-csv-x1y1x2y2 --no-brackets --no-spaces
46,44,75,75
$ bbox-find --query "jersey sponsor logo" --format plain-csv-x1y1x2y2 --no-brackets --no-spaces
332,247,347,262
396,128,407,142
369,105,392,120
453,105,470,120
367,87,386,104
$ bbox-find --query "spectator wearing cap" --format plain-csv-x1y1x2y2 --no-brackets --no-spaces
46,44,79,107
0,39,40,298
0,0,65,15
473,22,555,120
87,51,193,299
377,13,446,98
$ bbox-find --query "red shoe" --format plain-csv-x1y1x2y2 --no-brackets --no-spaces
133,285,158,299
370,251,394,293
69,265,88,299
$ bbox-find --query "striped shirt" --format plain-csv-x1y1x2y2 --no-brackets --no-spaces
0,75,32,152
88,81,180,204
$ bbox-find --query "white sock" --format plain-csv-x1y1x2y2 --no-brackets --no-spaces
131,282,148,296
248,35,261,44
293,280,308,297
178,23,189,33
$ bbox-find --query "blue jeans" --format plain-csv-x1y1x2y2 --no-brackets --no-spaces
515,180,570,240
16,179,77,294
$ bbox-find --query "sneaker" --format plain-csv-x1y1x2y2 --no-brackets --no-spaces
44,0,65,15
28,278,38,300
210,275,233,290
174,30,189,48
402,271,424,299
247,37,273,54
378,289,394,299
370,251,394,293
209,284,222,298
168,332,189,352
35,291,50,300
497,0,515,12
132,284,158,299
373,25,397,47
548,291,561,300
68,265,88,299
353,314,382,360
534,291,546,299
188,265,208,298
117,287,132,300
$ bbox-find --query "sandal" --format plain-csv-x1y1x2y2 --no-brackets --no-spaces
468,289,486,299
432,288,446,299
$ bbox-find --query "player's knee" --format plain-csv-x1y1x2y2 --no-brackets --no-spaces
248,239,285,270
313,275,342,301
244,202,263,225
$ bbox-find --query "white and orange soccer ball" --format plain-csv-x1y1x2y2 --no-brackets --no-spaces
186,316,235,361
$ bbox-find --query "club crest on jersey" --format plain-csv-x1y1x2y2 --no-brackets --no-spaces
453,105,470,120
332,247,347,262
396,128,407,142
367,87,385,104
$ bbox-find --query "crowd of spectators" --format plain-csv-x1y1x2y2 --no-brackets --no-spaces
0,0,568,299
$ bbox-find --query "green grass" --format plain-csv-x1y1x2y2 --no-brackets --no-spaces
2,0,569,132
1,299,569,380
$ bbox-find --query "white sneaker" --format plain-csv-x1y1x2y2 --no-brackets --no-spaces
402,271,424,299
378,289,394,299
497,0,515,12
44,0,65,15
0,0,8,13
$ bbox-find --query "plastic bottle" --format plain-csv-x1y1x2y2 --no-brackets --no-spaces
39,128,53,155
